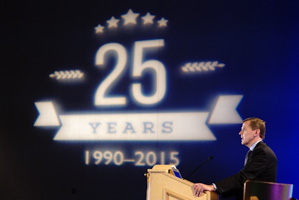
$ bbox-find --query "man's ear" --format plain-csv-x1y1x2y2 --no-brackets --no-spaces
255,129,261,137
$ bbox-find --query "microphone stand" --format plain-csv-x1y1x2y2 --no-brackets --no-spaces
185,156,213,179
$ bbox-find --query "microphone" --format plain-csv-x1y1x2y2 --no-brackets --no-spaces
185,156,213,179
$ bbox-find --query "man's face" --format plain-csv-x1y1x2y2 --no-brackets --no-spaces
239,121,257,147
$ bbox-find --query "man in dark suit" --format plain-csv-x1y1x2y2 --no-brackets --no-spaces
192,117,277,199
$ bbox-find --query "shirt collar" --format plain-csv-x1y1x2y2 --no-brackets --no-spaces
249,139,262,151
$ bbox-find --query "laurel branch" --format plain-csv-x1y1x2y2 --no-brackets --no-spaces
49,70,84,80
181,61,225,73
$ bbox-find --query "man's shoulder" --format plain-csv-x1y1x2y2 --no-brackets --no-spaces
254,141,277,159
255,141,269,149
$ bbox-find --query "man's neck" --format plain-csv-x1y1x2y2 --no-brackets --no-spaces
248,139,262,150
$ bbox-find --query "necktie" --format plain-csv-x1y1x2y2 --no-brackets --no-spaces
244,150,252,165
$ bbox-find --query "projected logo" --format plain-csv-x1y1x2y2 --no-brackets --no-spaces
34,9,243,142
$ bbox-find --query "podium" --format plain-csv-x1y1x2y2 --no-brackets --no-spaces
146,165,218,200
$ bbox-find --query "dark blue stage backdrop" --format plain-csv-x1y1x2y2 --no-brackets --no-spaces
1,0,298,199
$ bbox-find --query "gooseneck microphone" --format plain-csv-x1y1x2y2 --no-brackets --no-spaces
185,156,213,179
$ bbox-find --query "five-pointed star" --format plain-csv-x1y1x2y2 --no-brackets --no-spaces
95,24,104,33
142,12,155,24
107,16,119,28
157,17,168,27
121,9,139,25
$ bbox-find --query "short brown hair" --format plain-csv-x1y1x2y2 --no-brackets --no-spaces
243,117,266,139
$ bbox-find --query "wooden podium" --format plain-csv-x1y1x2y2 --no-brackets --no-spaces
146,165,218,200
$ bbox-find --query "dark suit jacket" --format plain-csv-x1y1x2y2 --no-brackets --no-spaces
215,141,277,198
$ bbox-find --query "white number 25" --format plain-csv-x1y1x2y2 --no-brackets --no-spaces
94,39,166,106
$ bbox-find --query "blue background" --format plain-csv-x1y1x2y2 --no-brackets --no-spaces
1,0,299,199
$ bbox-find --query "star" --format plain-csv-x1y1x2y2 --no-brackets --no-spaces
121,9,139,25
157,17,168,27
95,24,104,33
142,12,155,24
107,16,119,28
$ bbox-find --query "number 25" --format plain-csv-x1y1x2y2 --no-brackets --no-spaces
94,39,166,106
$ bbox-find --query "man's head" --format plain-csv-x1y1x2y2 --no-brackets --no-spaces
239,117,266,148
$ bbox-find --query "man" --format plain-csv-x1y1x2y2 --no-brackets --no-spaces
193,117,277,199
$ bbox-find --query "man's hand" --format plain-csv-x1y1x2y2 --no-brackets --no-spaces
192,183,215,197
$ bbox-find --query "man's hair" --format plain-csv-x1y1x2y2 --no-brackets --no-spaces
243,117,266,139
